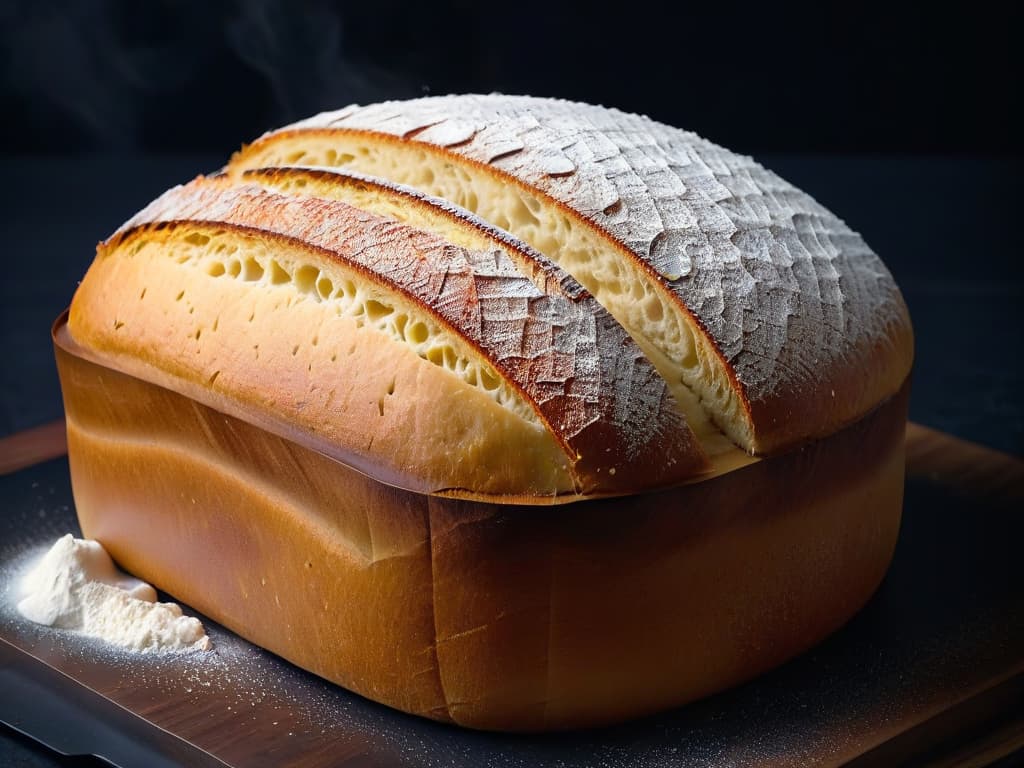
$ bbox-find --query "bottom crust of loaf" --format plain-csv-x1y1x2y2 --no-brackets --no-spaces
55,319,908,732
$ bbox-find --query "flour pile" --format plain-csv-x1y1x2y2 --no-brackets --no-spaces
17,534,211,652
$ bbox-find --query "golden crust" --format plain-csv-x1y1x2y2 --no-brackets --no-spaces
70,177,707,497
66,237,575,497
236,130,753,446
235,165,752,473
234,96,914,455
58,95,916,732
57,320,908,730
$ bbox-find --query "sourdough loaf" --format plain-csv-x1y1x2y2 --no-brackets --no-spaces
69,175,705,498
230,95,914,455
59,94,914,731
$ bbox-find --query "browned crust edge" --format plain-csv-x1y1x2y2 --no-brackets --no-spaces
238,166,585,300
101,218,580,467
232,128,756,444
56,323,910,729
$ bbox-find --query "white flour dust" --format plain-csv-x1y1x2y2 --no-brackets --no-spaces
17,534,211,653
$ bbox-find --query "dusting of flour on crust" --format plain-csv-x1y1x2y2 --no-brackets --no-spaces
17,533,211,653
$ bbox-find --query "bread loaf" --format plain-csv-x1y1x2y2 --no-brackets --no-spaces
69,174,705,498
58,95,913,731
230,95,914,455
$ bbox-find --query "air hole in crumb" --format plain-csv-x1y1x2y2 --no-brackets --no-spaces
364,299,393,322
269,260,290,285
207,261,226,277
480,367,502,391
316,276,333,299
294,265,318,293
242,258,264,281
426,347,444,366
392,314,408,337
185,232,210,247
406,321,428,344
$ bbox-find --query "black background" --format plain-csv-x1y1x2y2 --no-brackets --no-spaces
0,0,1022,452
1,1,1020,155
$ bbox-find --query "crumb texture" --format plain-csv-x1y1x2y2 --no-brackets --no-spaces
237,95,913,452
72,169,705,496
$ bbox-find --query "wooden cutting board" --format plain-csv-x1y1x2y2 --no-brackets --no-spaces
0,422,1022,767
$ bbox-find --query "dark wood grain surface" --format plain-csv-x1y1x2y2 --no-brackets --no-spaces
0,421,67,476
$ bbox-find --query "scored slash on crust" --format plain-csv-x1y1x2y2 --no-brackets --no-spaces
230,94,914,457
72,174,708,499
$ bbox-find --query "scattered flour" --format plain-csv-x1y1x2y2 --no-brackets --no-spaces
17,533,211,652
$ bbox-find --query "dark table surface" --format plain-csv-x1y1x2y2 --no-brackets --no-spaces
0,152,1021,766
